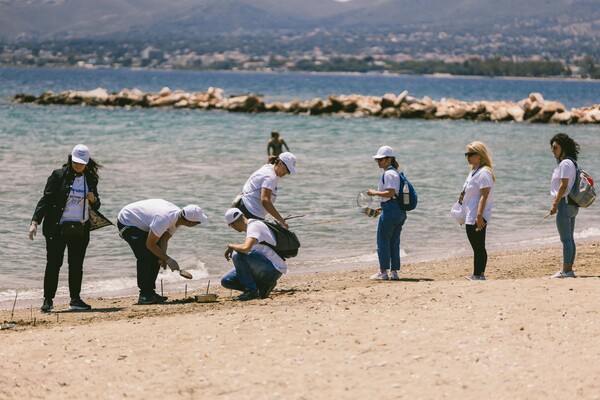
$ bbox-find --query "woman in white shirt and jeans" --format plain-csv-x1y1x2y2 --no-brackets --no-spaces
461,141,495,281
549,133,579,278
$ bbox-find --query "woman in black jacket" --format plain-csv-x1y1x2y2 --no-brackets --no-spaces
29,144,103,312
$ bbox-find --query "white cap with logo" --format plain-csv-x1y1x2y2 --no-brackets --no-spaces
182,205,208,223
71,144,90,164
279,152,297,174
372,145,395,159
224,208,244,225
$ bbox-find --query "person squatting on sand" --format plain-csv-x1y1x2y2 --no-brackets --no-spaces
221,208,286,301
117,199,208,304
234,151,297,228
29,144,103,312
267,130,290,157
549,133,580,278
367,146,407,281
460,141,495,281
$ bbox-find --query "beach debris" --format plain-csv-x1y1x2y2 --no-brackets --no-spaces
12,89,600,124
1,322,17,330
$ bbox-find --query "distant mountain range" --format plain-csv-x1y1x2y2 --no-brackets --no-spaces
1,0,600,40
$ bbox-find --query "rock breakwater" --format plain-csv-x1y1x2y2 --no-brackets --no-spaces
12,87,600,124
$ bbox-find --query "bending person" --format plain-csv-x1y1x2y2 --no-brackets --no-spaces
117,199,208,304
549,133,579,278
29,144,103,312
235,152,297,228
221,208,285,301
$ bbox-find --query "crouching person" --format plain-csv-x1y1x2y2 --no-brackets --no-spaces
117,199,208,305
221,208,286,301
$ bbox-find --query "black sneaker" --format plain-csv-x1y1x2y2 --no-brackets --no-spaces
153,293,168,303
138,294,158,305
237,289,260,301
69,298,92,310
259,281,278,299
41,298,54,312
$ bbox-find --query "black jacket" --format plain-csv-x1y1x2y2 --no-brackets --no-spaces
32,165,101,239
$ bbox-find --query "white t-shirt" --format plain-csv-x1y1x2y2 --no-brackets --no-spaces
118,199,181,237
245,219,287,274
60,175,89,223
550,159,577,198
462,167,494,225
377,168,400,203
242,164,279,219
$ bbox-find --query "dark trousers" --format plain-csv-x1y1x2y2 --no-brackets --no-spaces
466,222,487,276
118,222,160,296
236,198,263,220
44,228,90,300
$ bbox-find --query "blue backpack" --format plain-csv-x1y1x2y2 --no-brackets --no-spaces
382,167,418,211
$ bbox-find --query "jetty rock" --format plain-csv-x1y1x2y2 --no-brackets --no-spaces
11,88,600,125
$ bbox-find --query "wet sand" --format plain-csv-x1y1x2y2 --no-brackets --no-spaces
1,242,599,399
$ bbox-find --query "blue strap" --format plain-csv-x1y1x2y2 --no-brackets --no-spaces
381,166,402,198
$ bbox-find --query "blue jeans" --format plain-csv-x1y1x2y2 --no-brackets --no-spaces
221,251,282,295
556,198,578,266
377,200,407,271
118,222,160,296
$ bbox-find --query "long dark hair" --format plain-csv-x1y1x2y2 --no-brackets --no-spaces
389,157,399,169
64,155,103,181
550,133,579,162
267,155,278,164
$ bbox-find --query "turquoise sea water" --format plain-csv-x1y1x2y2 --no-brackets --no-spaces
1,68,599,307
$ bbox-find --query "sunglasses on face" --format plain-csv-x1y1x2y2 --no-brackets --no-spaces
551,145,559,151
464,152,478,158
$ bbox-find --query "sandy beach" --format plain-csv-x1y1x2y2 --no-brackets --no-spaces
1,242,599,399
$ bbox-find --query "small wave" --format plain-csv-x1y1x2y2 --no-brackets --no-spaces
576,227,600,239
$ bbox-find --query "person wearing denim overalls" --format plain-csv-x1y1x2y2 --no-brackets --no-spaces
367,146,407,281
549,133,580,278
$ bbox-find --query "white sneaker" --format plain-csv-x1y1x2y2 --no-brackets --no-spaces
466,275,483,281
390,270,400,281
370,271,389,281
551,270,576,278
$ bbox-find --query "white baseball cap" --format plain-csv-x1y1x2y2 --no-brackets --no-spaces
224,208,243,225
372,145,395,159
182,205,208,223
279,152,297,174
71,144,90,164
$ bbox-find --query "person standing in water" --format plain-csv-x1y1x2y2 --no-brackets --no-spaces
267,131,290,157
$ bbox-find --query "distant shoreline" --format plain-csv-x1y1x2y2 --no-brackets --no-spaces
2,64,599,83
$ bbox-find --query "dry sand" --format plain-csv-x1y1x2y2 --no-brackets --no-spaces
1,242,599,399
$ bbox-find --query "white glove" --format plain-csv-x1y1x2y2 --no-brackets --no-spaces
28,222,38,241
166,258,180,272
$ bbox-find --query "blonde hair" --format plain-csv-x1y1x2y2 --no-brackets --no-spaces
467,141,496,182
